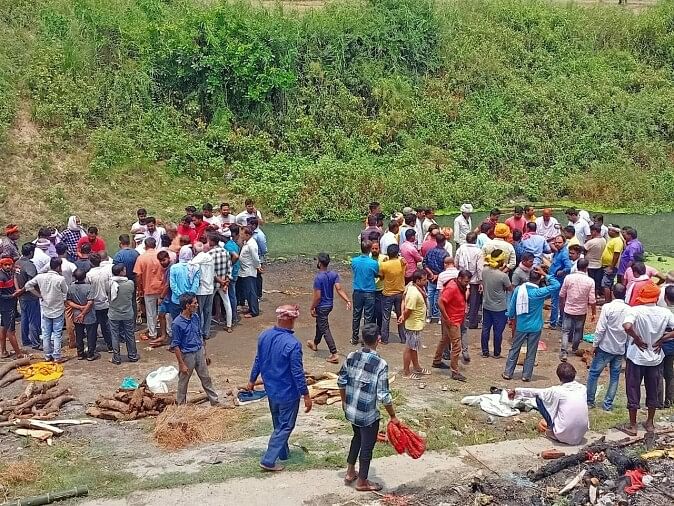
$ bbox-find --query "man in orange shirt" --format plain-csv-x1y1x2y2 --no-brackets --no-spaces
436,270,471,382
133,238,165,342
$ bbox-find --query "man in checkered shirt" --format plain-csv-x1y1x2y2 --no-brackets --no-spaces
207,234,233,332
338,323,400,492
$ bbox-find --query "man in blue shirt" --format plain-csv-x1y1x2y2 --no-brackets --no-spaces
113,234,140,319
423,234,449,322
247,305,312,472
170,292,219,405
224,225,241,324
521,222,551,267
351,241,379,345
548,235,572,329
502,267,560,381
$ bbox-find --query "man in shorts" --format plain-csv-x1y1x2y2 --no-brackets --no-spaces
398,270,428,380
0,257,23,358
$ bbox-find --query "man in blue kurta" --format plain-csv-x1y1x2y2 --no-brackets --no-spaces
248,304,312,472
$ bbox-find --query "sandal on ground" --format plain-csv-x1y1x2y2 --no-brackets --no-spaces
501,373,512,380
642,421,656,433
344,475,358,485
260,463,284,472
306,340,318,352
226,327,233,333
326,355,339,364
355,481,383,492
413,368,431,376
0,351,11,359
404,373,424,380
616,424,638,437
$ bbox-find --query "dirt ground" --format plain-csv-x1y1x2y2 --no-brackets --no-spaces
1,259,673,503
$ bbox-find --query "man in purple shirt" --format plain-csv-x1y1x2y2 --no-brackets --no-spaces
618,227,643,284
248,305,312,472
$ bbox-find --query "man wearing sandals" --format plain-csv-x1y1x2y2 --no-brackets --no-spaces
338,323,400,492
399,269,430,380
435,269,472,382
620,283,674,436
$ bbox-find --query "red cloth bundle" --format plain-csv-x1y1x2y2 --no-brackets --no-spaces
386,421,426,459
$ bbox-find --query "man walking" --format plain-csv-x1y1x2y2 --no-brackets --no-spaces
436,270,471,381
351,241,379,345
586,284,629,411
307,253,351,363
455,232,483,329
548,235,572,330
453,204,473,247
113,234,140,317
559,259,596,361
503,268,560,381
223,226,241,323
618,227,643,284
13,243,41,348
24,258,68,362
108,264,139,364
584,225,607,293
248,305,311,472
601,225,624,301
249,217,267,299
171,292,220,406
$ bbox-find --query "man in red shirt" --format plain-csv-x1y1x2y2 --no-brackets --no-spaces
435,270,471,382
76,226,106,255
192,212,209,242
505,206,527,235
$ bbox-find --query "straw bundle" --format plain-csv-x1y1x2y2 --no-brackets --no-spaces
153,405,244,449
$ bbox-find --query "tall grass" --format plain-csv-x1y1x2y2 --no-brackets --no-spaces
2,0,674,219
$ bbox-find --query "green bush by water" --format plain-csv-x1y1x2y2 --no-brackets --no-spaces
2,0,674,219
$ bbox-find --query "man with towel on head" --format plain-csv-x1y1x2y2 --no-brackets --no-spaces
248,305,312,472
453,204,473,247
0,225,20,261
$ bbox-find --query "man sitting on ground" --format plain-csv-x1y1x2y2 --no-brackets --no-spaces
509,362,589,445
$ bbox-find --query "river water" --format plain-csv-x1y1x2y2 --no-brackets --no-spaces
263,211,674,258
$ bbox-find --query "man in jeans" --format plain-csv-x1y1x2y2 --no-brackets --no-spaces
247,305,312,472
378,244,406,344
86,253,114,353
190,241,215,340
134,238,163,341
455,232,483,329
480,250,512,358
559,259,596,361
238,226,261,319
24,258,68,362
423,234,448,323
307,253,351,364
108,264,139,365
338,323,400,492
586,284,629,411
66,268,99,361
503,268,560,381
436,270,471,382
13,243,41,348
351,241,379,345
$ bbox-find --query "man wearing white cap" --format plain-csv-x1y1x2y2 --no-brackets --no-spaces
453,204,473,247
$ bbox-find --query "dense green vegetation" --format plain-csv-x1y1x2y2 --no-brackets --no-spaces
1,0,674,221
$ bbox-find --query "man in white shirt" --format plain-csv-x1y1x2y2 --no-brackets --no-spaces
509,362,588,445
398,214,416,247
535,208,560,242
453,203,473,247
130,208,147,234
414,208,425,249
213,202,236,231
190,242,215,340
236,198,264,227
143,217,166,244
379,221,399,258
238,227,261,318
455,232,483,329
586,284,629,411
32,239,52,274
86,253,114,353
422,208,437,237
565,208,590,245
620,283,674,435
202,203,218,225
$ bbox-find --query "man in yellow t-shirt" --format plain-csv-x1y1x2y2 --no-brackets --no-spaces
370,241,388,335
379,244,407,344
399,270,428,380
600,225,625,301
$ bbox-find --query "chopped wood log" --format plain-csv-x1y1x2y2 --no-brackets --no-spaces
141,396,156,411
113,391,131,403
189,393,208,404
95,398,131,414
0,370,23,388
12,385,69,414
326,396,341,405
309,388,328,399
44,419,97,426
36,395,76,416
528,441,610,481
86,406,126,421
314,394,329,405
12,419,64,434
129,387,145,411
15,428,53,441
0,357,31,381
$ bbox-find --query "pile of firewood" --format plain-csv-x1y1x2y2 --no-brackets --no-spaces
0,380,75,421
0,357,31,388
306,372,341,406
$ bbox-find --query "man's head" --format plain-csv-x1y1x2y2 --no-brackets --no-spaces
593,214,604,225
488,208,501,221
248,217,260,230
55,242,67,257
145,217,157,233
553,235,565,250
73,268,87,283
136,208,147,220
513,206,524,219
89,253,101,267
368,202,381,215
529,268,544,285
556,362,576,384
589,224,601,238
245,198,255,214
435,233,446,248
366,215,378,227
4,225,19,241
192,212,204,225
119,234,131,248
112,263,126,277
37,227,51,239
21,242,35,259
415,208,425,219
316,252,330,269
568,244,582,261
512,229,523,243
565,208,579,223
607,224,621,238
456,269,471,290
161,234,171,248
202,203,214,218
185,206,196,217
404,213,416,227
157,250,172,268
275,304,300,329
87,226,98,242
179,292,198,314
521,252,535,269
412,269,428,288
443,256,455,269
206,233,219,248
388,220,399,234
361,323,380,348
405,229,416,243
80,242,91,257
465,231,477,245
180,215,192,228
144,237,157,250
562,225,576,241
525,206,536,218
370,240,380,257
0,257,13,272
576,258,589,272
220,202,231,216
664,285,674,306
613,283,626,301
632,261,646,277
387,243,400,259
240,225,252,242
460,203,473,217
360,240,372,255
425,208,435,220
526,222,537,233
427,224,440,238
480,221,493,237
50,258,62,273
622,227,637,242
193,241,205,254
229,223,240,240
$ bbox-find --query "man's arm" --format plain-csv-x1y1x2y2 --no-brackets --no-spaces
334,282,352,309
289,344,312,413
593,306,608,350
23,278,41,299
623,321,647,351
310,288,322,315
588,283,597,321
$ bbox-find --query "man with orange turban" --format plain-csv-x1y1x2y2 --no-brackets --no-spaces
620,282,674,436
0,257,24,358
482,223,516,273
0,225,20,261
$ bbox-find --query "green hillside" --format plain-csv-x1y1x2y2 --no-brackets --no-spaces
1,0,674,228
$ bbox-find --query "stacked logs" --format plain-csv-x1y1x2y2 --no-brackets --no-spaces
0,357,31,388
306,372,341,406
0,380,75,421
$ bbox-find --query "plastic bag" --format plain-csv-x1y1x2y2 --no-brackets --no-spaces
146,366,179,394
120,377,140,390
